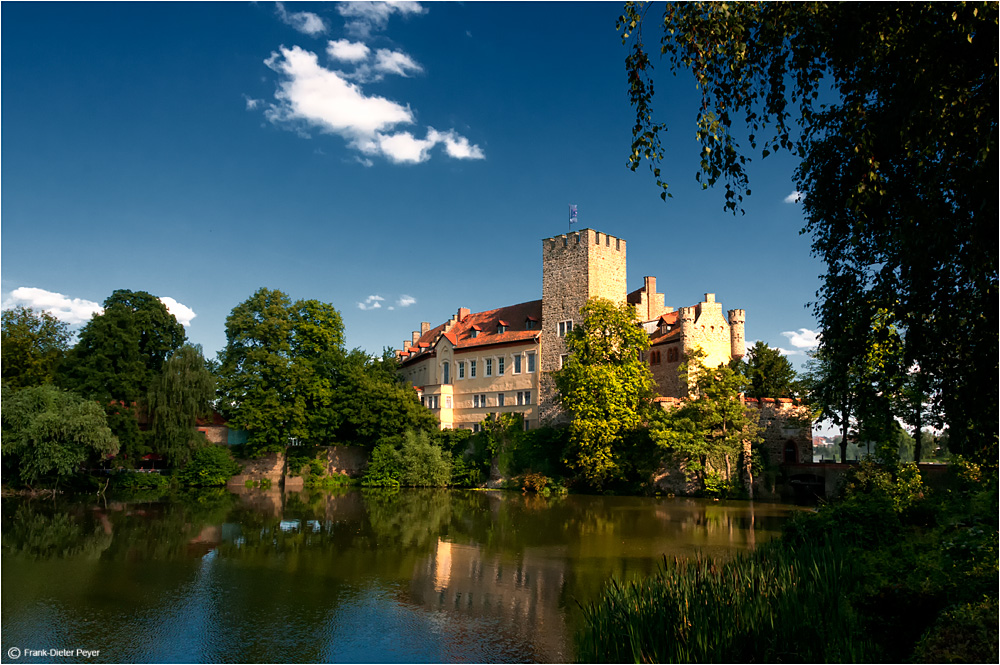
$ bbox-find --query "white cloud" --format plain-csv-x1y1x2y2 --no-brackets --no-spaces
327,39,370,63
338,1,426,37
781,328,820,352
244,95,263,111
784,190,803,204
776,347,797,357
275,1,327,36
434,128,486,160
262,45,483,164
158,296,197,327
264,45,414,138
397,294,416,307
376,131,437,164
358,294,385,311
373,48,423,77
3,287,103,325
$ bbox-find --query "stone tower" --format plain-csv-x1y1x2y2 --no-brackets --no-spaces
539,228,627,422
728,308,746,359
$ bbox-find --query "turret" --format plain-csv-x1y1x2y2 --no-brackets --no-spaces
728,308,746,359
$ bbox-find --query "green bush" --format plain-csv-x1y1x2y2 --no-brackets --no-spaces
111,471,169,492
362,430,451,487
176,445,241,487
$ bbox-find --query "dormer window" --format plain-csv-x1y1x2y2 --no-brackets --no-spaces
497,320,509,334
470,324,482,338
525,316,538,330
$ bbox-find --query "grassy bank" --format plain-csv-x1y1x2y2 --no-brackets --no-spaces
576,458,998,663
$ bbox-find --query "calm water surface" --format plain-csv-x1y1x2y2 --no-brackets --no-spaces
2,489,803,663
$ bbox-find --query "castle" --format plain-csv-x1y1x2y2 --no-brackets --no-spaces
396,228,747,430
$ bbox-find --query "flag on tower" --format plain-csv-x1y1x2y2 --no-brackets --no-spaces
569,204,578,225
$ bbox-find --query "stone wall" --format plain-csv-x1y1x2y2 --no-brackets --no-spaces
748,398,814,467
228,452,285,488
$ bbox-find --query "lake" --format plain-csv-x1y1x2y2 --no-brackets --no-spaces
1,488,803,663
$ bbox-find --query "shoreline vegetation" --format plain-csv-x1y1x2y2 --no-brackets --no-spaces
576,458,998,663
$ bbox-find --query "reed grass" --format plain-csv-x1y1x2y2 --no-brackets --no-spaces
576,539,874,663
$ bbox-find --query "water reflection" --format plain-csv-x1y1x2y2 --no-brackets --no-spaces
2,490,802,663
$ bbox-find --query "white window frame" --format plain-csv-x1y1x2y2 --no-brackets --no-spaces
485,358,493,377
527,352,536,373
470,360,477,378
559,319,573,337
497,356,505,375
513,354,522,374
458,361,466,379
497,393,505,407
445,395,453,409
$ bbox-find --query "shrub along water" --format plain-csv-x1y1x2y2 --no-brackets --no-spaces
577,458,998,663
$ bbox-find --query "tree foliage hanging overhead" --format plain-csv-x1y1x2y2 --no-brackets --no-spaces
619,2,997,459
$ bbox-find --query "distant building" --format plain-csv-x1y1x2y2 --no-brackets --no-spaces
397,228,748,430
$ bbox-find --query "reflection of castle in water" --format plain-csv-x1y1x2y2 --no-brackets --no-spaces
410,538,571,663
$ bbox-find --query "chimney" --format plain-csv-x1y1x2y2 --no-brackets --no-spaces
411,331,420,344
645,276,656,295
458,307,470,322
421,321,430,334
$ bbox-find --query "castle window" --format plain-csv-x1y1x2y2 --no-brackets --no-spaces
470,360,477,378
526,352,536,373
517,391,532,406
560,354,568,369
498,393,505,407
513,355,522,374
497,320,508,334
485,358,493,376
442,361,451,384
650,350,661,365
558,320,573,337
498,356,505,375
458,362,465,379
445,396,453,409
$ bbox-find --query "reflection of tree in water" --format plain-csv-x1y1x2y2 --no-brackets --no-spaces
364,488,453,550
1,501,112,560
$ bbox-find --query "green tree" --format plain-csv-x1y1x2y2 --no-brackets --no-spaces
62,290,186,463
1,384,119,488
619,2,997,461
553,297,655,487
216,288,345,455
653,349,762,495
147,344,216,467
1,306,72,388
326,348,437,449
733,341,800,400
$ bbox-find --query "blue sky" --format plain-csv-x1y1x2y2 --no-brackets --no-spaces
1,1,822,368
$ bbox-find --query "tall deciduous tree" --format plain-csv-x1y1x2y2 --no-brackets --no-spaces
216,288,346,455
147,344,216,467
1,306,72,388
62,290,186,463
619,2,997,461
553,297,655,487
1,384,119,488
653,349,762,495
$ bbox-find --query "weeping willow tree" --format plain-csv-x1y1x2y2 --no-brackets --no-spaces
147,344,216,467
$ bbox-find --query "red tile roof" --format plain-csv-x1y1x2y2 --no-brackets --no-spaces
400,300,542,365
